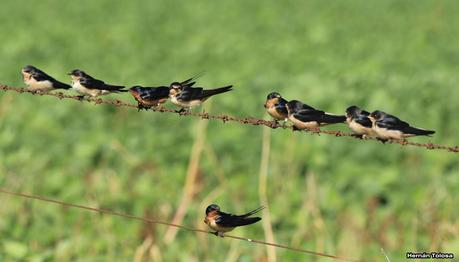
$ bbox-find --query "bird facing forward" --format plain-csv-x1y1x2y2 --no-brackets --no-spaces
204,204,263,237
264,92,289,121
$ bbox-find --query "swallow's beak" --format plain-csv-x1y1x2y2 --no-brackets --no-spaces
263,103,267,108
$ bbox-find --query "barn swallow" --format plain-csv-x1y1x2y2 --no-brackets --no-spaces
285,100,346,131
68,69,127,97
21,65,71,92
368,110,435,141
169,81,232,113
264,92,289,121
345,105,377,138
129,78,196,111
204,204,263,237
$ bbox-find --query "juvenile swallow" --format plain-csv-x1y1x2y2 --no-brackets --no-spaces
21,65,71,92
129,78,196,111
169,81,232,113
264,92,288,121
368,110,435,141
68,69,127,97
204,204,263,237
345,105,376,138
285,100,346,131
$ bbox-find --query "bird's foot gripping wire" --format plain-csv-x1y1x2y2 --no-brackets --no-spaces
176,108,189,116
213,231,225,238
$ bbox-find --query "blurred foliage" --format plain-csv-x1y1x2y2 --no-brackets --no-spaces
0,0,458,261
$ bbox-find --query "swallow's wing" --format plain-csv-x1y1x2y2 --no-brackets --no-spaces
275,99,289,115
354,115,373,128
33,70,56,82
80,77,107,90
377,114,410,130
294,108,326,122
176,87,205,101
140,87,170,100
216,212,261,228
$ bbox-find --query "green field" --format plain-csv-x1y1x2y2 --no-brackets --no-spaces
1,0,458,261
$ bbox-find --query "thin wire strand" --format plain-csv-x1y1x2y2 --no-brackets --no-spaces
0,189,359,262
1,84,457,153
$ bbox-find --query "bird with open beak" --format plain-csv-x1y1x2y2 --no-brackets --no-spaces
21,65,71,92
285,100,346,131
368,110,435,142
264,92,289,122
345,105,377,139
169,81,233,114
204,204,263,237
68,69,127,98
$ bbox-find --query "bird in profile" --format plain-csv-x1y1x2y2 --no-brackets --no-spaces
369,110,435,142
264,92,289,122
129,78,196,111
169,81,232,114
345,105,376,139
285,100,346,131
68,69,126,98
204,204,263,237
21,65,71,92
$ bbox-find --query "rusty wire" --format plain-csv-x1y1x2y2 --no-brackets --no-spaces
0,189,360,262
1,84,457,153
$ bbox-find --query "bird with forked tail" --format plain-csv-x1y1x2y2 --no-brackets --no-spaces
368,110,435,142
204,204,263,237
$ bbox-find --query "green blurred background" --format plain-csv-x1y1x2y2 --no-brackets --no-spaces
1,0,458,261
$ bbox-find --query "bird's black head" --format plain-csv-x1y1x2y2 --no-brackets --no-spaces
266,92,282,100
370,110,385,120
22,65,38,74
285,100,303,112
205,204,220,215
68,69,87,77
346,105,361,117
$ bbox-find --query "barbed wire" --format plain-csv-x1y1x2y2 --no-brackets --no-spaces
1,84,457,153
0,189,360,262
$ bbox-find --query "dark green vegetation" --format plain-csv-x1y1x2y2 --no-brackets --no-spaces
1,0,458,261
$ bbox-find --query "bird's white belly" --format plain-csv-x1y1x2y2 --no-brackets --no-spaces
72,82,103,97
208,220,234,233
170,96,202,108
26,78,53,91
289,115,319,129
374,125,404,140
267,106,286,120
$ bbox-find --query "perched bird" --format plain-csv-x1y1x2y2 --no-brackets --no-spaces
204,204,263,237
285,100,346,131
129,78,196,111
21,65,71,92
264,92,289,121
169,81,232,113
345,105,376,138
369,110,435,141
68,69,126,97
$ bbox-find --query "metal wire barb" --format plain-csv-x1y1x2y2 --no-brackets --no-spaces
0,189,360,262
1,84,457,153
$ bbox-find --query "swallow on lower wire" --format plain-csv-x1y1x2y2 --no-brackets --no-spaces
21,65,71,92
129,78,196,111
285,100,346,131
345,105,377,139
68,69,127,97
204,204,263,237
169,81,232,113
368,110,435,141
264,92,288,121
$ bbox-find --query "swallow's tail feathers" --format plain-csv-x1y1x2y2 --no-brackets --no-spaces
105,84,127,92
237,217,262,226
240,206,265,218
201,85,233,98
53,81,72,90
320,114,346,124
403,126,435,136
